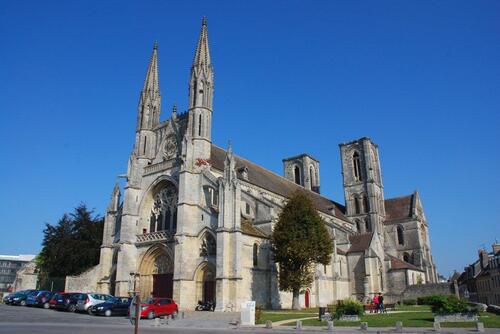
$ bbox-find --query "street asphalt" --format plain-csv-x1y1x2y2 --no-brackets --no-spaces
0,304,498,334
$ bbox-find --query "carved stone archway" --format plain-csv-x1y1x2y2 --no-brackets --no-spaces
138,245,174,299
194,262,216,304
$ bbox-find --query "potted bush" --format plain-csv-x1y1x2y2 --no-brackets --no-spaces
432,296,478,323
335,299,364,321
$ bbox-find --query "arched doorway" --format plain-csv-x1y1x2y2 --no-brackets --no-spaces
138,245,174,299
195,262,216,303
305,289,310,308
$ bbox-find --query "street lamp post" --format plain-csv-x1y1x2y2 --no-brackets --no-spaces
129,272,141,334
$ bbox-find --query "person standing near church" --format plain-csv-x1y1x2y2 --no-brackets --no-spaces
372,294,379,313
378,293,385,313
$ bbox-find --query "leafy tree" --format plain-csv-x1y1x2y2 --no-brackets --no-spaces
37,204,103,284
271,191,333,309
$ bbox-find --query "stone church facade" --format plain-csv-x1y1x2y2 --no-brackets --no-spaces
72,19,438,310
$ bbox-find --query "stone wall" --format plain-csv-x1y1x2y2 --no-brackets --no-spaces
13,261,38,292
65,265,100,293
400,282,454,301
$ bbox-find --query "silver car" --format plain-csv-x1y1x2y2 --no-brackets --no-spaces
76,293,114,313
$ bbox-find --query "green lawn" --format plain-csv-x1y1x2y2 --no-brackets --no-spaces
280,311,500,328
394,304,431,312
258,312,316,324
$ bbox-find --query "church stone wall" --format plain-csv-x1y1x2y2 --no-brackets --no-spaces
65,265,100,293
400,282,454,302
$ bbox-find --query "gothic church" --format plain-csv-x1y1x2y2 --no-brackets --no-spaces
69,19,438,310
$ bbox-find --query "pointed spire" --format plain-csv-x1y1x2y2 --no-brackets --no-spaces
226,140,233,158
192,17,212,68
143,41,160,95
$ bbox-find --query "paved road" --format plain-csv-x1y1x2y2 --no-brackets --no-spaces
1,304,498,334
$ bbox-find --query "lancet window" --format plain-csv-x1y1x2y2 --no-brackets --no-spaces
353,152,362,181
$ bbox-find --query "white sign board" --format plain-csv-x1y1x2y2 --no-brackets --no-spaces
240,300,256,326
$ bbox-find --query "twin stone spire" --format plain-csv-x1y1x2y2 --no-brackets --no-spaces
137,18,213,132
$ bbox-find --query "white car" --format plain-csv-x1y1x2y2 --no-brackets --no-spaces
76,293,114,313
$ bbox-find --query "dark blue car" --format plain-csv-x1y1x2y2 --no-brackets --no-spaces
90,297,132,317
6,290,38,306
26,290,55,308
53,292,86,312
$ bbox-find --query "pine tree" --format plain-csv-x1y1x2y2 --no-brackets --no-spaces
271,191,333,309
37,204,103,286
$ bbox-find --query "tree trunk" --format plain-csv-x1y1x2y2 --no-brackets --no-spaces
292,288,301,310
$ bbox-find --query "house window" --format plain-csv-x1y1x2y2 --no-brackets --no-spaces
356,220,361,232
397,226,405,245
353,152,362,181
294,166,301,185
323,264,327,274
253,243,258,267
245,202,251,215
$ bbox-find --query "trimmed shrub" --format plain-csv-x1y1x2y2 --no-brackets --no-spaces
430,295,474,315
417,295,447,306
335,299,364,319
403,299,417,305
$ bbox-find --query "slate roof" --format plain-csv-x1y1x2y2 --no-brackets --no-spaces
336,248,347,256
210,144,350,222
347,233,373,253
241,220,268,238
388,254,424,272
384,194,414,222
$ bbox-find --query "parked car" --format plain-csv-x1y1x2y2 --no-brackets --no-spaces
26,290,56,308
140,298,178,319
48,292,64,309
7,290,38,306
90,297,132,317
76,293,114,313
53,292,86,312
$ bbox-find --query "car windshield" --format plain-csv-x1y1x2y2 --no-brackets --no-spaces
142,298,154,304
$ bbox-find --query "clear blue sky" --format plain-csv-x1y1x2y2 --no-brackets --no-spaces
1,0,499,277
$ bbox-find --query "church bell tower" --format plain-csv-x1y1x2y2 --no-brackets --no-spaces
340,137,385,236
187,17,214,161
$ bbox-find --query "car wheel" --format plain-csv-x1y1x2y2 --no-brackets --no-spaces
43,302,50,309
20,300,26,306
87,307,93,315
171,310,178,319
104,309,112,317
147,311,154,319
68,304,76,312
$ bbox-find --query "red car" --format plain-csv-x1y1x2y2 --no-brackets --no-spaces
140,298,178,319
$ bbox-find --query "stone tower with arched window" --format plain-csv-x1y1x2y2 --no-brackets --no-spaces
339,137,385,236
282,154,320,193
